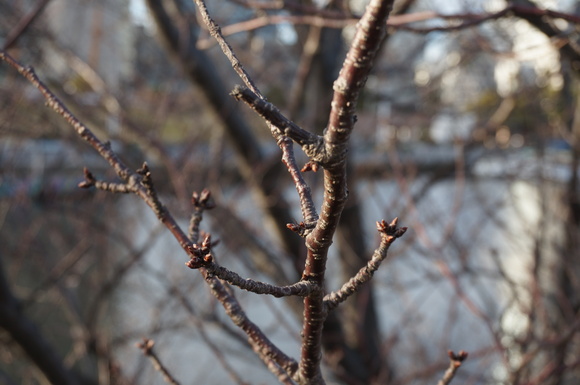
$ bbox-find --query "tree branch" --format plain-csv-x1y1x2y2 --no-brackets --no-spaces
230,86,323,160
3,0,51,50
278,137,319,227
137,339,181,385
298,0,395,383
0,50,208,266
187,189,300,379
324,218,407,311
198,262,317,297
0,51,299,381
192,0,262,96
146,0,306,274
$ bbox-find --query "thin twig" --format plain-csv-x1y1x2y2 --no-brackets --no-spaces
187,189,300,378
278,137,318,226
199,263,317,297
3,0,51,50
436,350,468,385
192,0,262,97
204,271,300,378
0,52,300,380
0,50,205,267
78,167,135,193
199,5,580,40
187,191,316,296
324,218,407,311
192,0,322,234
136,339,181,385
230,86,323,160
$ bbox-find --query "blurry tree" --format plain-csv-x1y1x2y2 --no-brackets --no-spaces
2,0,580,385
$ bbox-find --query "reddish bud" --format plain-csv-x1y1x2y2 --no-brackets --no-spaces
136,162,150,175
186,259,204,269
301,161,320,173
191,189,215,209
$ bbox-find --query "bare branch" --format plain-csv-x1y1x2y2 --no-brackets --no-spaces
192,0,262,96
0,50,205,267
298,0,396,382
78,167,135,193
279,137,319,226
0,58,306,382
204,273,300,378
436,350,468,385
189,189,216,244
187,202,317,296
324,218,407,311
197,4,580,39
230,86,323,159
197,262,317,297
186,190,300,378
137,339,181,385
3,0,51,50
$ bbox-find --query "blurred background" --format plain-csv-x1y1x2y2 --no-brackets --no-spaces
1,0,580,384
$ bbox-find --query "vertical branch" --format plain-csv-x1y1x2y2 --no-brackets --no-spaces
299,0,395,383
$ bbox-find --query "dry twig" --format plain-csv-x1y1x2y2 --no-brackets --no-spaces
136,339,181,385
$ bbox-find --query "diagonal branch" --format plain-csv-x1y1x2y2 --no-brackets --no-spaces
188,190,300,379
324,218,407,311
137,339,181,385
192,0,262,97
0,50,299,381
204,267,300,378
3,0,51,50
230,86,323,160
0,50,204,265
